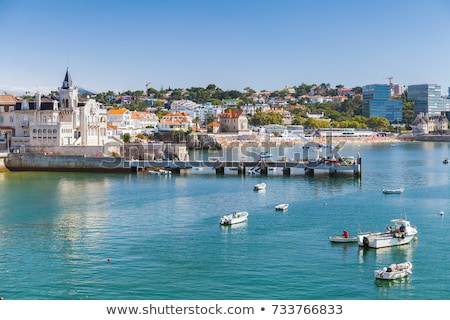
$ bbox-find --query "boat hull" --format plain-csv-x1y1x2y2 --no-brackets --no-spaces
275,204,289,211
254,183,266,191
358,233,415,248
329,236,358,243
220,211,249,225
374,262,412,280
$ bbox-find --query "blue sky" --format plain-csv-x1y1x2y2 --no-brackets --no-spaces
1,0,450,95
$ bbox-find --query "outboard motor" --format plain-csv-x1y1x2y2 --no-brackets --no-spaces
363,236,369,248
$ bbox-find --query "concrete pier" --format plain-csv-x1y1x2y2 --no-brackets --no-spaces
4,152,362,177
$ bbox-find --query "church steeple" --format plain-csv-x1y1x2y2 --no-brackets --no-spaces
59,67,78,109
62,67,73,89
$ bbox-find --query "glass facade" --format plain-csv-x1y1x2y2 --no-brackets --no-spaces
362,84,402,122
408,84,450,116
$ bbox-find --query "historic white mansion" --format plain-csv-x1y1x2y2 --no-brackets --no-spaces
10,68,108,149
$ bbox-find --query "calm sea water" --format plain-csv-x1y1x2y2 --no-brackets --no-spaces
1,141,450,300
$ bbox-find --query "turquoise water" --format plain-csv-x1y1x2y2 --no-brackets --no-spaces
1,142,450,300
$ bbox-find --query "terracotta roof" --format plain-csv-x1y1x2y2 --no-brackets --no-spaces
0,94,17,104
207,121,220,127
221,109,243,119
107,108,128,115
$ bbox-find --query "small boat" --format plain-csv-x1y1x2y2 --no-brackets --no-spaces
275,203,289,211
382,187,404,194
443,157,448,164
328,235,358,243
439,211,444,216
374,261,413,280
259,151,272,159
254,182,266,191
159,169,171,175
220,211,249,225
357,217,417,249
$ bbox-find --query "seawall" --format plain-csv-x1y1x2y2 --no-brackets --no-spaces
5,153,130,173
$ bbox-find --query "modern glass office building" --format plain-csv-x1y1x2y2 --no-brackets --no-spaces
362,84,402,123
407,84,450,117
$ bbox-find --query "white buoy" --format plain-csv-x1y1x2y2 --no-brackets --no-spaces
439,211,444,216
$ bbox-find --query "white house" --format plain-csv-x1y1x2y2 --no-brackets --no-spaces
107,108,131,129
158,112,191,132
11,68,108,148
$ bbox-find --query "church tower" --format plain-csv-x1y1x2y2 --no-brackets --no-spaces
58,68,78,109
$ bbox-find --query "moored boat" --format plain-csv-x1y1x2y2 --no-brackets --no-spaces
254,182,266,191
382,187,404,194
275,203,289,211
328,235,358,243
259,151,272,159
374,261,413,280
220,211,249,225
357,217,417,249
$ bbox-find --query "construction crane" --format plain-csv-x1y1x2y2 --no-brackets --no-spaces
145,82,151,96
385,76,393,89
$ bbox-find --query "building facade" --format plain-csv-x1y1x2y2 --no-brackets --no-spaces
362,84,403,123
407,84,450,117
11,68,108,149
411,112,448,135
217,109,249,133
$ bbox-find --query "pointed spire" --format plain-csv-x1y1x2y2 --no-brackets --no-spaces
62,67,73,89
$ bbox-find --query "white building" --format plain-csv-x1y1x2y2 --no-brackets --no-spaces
11,68,108,148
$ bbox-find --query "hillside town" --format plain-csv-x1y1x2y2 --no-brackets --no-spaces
1,68,450,156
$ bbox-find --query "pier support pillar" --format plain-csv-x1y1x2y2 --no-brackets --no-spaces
260,162,268,175
171,167,180,174
354,153,362,177
238,166,246,176
282,168,291,176
215,167,225,175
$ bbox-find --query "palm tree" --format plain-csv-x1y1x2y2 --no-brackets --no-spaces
193,116,201,131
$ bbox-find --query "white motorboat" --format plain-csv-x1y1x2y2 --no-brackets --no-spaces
259,151,272,159
220,211,249,225
254,182,266,191
275,203,289,211
328,235,358,243
374,261,413,280
357,217,417,249
382,187,404,194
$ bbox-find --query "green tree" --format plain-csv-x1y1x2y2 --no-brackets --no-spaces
367,116,390,131
123,133,131,143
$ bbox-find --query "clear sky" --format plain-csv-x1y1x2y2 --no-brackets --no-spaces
1,0,450,95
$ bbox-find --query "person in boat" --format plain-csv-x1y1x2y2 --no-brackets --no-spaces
342,230,349,238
